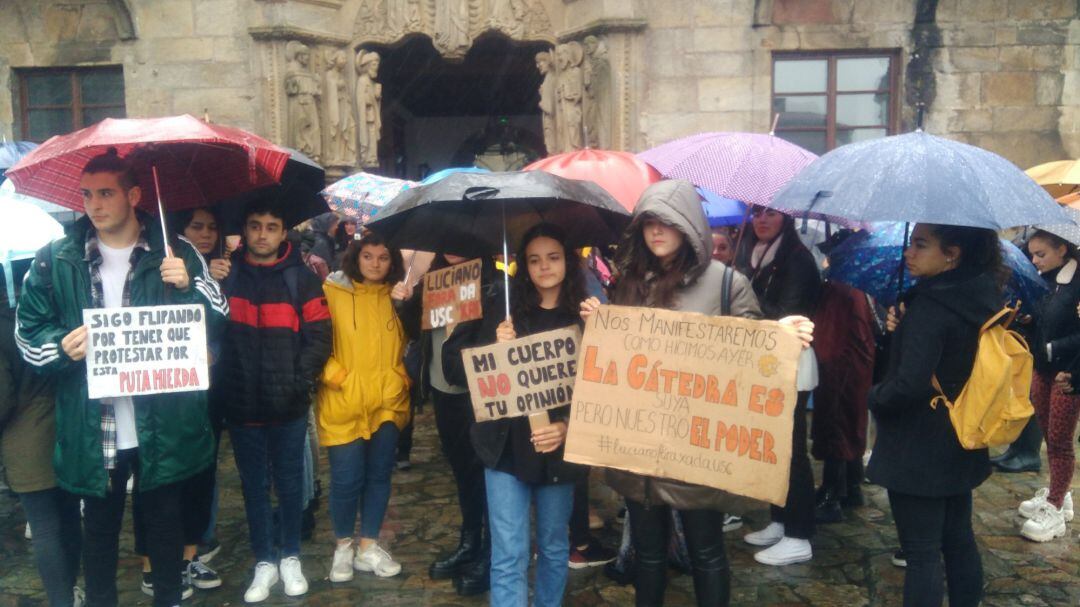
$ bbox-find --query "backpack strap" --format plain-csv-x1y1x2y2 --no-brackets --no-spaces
282,264,304,321
720,265,734,316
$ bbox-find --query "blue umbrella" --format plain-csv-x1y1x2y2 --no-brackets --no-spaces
0,140,37,173
420,166,490,185
827,223,1048,312
697,186,747,227
772,131,1070,230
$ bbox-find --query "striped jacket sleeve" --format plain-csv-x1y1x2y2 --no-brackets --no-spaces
14,257,70,372
176,236,229,339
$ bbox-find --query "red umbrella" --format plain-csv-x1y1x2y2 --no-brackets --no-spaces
5,115,291,213
524,149,661,211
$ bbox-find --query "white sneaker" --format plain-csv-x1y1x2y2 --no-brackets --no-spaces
743,522,785,547
753,536,813,566
73,586,85,607
354,542,402,578
1019,489,1073,521
279,556,308,597
24,522,31,540
243,562,278,603
329,541,355,582
722,514,743,532
1020,502,1068,542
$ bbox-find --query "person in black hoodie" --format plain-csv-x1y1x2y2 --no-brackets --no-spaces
1013,229,1079,541
393,251,505,597
867,223,1002,607
471,223,589,607
220,198,332,603
735,207,822,566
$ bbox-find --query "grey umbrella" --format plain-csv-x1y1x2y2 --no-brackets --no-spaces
1034,206,1080,247
770,131,1071,230
366,170,631,316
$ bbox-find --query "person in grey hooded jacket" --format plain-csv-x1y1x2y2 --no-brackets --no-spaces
580,180,813,607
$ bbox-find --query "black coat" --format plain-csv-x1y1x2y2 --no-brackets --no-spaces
1031,259,1080,375
220,242,332,424
468,307,588,486
866,268,998,497
737,231,822,320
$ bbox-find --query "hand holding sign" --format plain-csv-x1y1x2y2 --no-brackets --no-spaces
532,420,568,453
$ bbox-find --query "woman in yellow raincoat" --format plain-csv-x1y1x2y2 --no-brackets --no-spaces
317,232,411,582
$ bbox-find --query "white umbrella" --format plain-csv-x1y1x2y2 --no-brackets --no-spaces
1,179,65,306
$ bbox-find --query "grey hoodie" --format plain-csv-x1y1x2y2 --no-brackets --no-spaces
605,179,763,512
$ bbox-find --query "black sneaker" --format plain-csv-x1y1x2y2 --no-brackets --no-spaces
186,560,222,590
722,514,744,532
196,539,221,564
141,572,194,600
396,459,413,471
568,539,616,569
891,550,907,568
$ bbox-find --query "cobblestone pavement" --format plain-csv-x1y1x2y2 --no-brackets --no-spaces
1,410,1077,606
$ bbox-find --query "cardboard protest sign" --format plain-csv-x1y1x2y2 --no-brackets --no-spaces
84,304,210,399
422,258,483,330
462,327,582,422
563,305,802,506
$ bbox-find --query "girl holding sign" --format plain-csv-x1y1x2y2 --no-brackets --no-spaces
580,180,813,607
473,223,590,607
317,233,410,581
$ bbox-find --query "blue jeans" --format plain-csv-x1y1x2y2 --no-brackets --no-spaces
485,468,573,607
328,422,400,539
19,488,82,607
230,416,308,562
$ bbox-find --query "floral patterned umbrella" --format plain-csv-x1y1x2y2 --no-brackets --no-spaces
321,172,415,222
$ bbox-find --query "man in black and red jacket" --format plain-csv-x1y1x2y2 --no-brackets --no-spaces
219,198,331,603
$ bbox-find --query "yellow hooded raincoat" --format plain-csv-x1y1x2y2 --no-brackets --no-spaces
316,271,411,446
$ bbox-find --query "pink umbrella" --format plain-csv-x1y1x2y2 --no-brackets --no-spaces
637,132,818,209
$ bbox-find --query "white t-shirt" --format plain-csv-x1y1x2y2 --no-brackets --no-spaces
98,242,139,450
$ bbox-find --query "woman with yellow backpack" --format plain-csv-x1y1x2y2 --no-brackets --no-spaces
867,224,1005,607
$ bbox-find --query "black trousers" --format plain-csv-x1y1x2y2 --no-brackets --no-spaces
134,462,215,552
626,501,729,607
770,391,815,539
569,474,591,547
432,388,487,534
83,449,184,607
888,490,983,607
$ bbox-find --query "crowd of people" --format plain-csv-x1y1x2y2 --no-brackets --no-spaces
1,148,1078,607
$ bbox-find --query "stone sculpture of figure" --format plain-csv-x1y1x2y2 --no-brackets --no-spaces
285,41,322,160
536,50,557,154
355,50,383,168
324,49,356,165
556,42,584,152
490,0,526,38
582,35,610,149
434,0,471,58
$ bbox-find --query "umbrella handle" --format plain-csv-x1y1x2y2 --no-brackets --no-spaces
152,166,172,258
502,204,510,320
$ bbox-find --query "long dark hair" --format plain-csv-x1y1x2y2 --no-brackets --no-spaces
169,206,222,259
926,224,1009,291
734,210,802,277
510,223,587,319
341,231,405,285
611,213,696,308
1027,229,1078,267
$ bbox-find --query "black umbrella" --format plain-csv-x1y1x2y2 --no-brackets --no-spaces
366,170,631,316
217,147,328,231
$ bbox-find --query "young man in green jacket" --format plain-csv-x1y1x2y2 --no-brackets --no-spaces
15,150,228,607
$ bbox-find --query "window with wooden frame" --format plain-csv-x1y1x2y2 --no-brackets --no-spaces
18,67,126,142
771,51,899,155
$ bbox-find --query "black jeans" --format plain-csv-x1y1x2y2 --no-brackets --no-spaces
83,449,185,607
626,501,729,607
888,490,983,607
19,488,82,607
432,388,487,534
770,391,815,539
134,461,215,552
569,475,591,547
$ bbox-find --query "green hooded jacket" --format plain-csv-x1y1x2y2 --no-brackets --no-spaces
14,214,229,496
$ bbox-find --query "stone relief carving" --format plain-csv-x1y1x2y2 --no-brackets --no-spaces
535,50,557,154
285,41,322,161
352,0,552,57
582,35,610,149
433,0,471,58
324,49,356,165
556,42,584,152
355,50,383,168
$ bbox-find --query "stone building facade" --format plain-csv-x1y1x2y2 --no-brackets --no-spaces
0,0,1077,179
